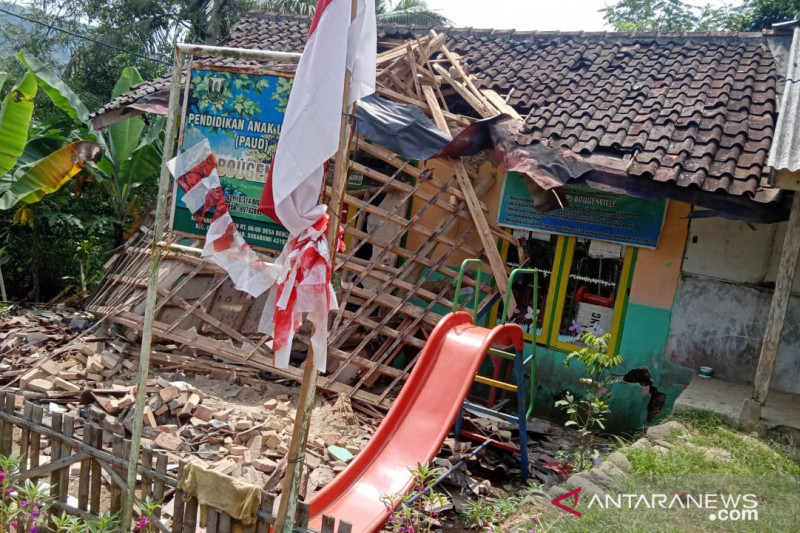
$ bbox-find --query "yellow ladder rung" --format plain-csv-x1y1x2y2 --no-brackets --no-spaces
487,348,515,360
474,375,517,392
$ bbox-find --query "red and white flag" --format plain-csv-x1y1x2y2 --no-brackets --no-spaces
167,1,375,371
166,140,274,297
256,0,376,370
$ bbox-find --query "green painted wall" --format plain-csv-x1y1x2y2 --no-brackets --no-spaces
527,303,693,433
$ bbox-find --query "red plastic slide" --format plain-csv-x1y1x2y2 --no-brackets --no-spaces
307,312,524,532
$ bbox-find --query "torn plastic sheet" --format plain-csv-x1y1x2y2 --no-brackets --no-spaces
353,100,593,213
354,93,452,160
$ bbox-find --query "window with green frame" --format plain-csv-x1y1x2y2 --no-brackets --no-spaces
501,231,636,354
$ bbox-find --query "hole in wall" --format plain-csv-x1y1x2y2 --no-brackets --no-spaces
622,367,666,422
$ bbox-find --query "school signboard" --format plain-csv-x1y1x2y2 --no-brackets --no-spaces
498,172,667,249
172,68,293,251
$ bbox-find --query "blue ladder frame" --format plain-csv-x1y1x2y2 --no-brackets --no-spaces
451,259,538,479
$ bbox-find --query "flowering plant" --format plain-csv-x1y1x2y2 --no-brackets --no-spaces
0,454,52,533
380,462,450,533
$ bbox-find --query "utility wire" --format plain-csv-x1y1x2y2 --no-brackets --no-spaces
0,6,171,65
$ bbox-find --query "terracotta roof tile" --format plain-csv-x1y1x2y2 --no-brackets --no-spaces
92,12,779,201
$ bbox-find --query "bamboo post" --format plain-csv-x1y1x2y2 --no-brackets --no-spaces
121,45,186,529
274,1,358,530
741,191,800,425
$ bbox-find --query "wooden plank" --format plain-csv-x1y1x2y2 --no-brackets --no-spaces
78,424,92,510
111,312,393,409
355,138,507,229
376,86,471,126
0,395,6,457
17,452,88,481
141,447,153,503
453,159,514,313
218,511,232,533
50,412,63,501
340,192,484,257
440,44,497,115
347,160,515,246
422,84,449,131
29,404,43,473
90,424,102,514
111,435,124,515
295,502,310,528
321,515,336,533
406,44,423,98
377,35,429,63
482,88,522,120
750,192,800,406
432,62,493,118
183,496,199,533
152,452,168,519
172,462,186,533
0,394,13,456
255,494,275,533
344,259,456,309
19,402,32,471
58,415,74,502
207,507,220,533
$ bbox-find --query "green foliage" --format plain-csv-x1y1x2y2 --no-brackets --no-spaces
263,0,453,26
0,71,37,176
555,332,624,470
601,0,799,32
0,453,53,533
137,495,164,532
52,511,120,533
460,494,549,532
375,0,452,26
379,462,450,533
735,0,800,31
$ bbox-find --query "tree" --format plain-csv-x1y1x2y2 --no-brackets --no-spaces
735,0,800,31
262,0,453,26
601,0,800,32
0,55,163,300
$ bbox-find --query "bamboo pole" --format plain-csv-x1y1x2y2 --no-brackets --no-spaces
274,1,358,530
119,43,302,529
121,45,186,529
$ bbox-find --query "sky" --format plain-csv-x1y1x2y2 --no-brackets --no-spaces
422,0,733,32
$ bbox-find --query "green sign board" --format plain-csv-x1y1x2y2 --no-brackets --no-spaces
172,68,293,252
498,172,667,248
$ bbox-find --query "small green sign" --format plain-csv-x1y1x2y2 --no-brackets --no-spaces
498,172,667,248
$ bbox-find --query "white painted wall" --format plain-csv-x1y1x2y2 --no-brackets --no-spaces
682,213,800,292
672,211,800,394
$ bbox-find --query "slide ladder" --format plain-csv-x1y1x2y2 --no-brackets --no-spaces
452,259,538,479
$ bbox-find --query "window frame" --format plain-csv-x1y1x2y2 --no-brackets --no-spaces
501,234,637,355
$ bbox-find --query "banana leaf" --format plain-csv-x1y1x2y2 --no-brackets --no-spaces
18,52,92,133
0,71,37,177
109,67,145,167
0,141,104,210
0,72,7,94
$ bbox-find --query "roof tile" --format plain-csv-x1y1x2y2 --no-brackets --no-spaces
92,13,779,201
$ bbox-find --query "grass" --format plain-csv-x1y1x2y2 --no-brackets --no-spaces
526,410,800,533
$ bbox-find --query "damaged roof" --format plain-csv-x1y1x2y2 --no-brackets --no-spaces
94,12,782,205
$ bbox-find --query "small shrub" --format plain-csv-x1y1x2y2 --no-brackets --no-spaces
555,331,623,470
380,462,449,533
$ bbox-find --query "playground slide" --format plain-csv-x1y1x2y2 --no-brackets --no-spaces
307,311,524,532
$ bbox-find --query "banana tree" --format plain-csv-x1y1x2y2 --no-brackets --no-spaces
13,52,164,244
0,54,163,300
